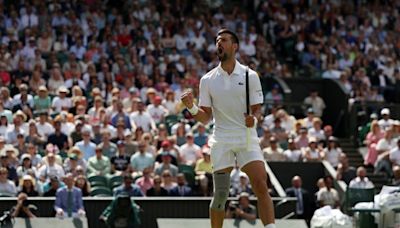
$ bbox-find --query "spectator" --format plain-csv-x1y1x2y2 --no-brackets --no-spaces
98,129,118,159
47,118,69,152
230,172,253,197
147,175,168,196
389,139,400,166
321,137,343,168
160,170,177,192
285,176,313,222
110,140,131,174
263,137,285,161
169,173,192,196
378,108,394,130
308,118,325,141
0,167,17,196
364,120,384,168
135,167,154,195
295,127,309,149
303,90,325,118
349,166,374,189
113,173,143,197
75,175,91,197
283,139,302,162
225,192,257,224
193,123,208,147
316,176,339,209
54,173,85,218
179,132,201,166
87,145,111,177
16,154,37,180
129,100,155,133
75,127,96,161
43,175,62,197
18,174,38,197
130,140,154,173
155,151,179,177
37,152,65,181
195,145,213,196
11,192,37,218
336,154,356,185
302,137,322,162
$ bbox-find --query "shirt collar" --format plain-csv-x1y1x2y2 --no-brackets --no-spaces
217,60,243,76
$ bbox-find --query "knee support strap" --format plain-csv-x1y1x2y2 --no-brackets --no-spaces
209,172,230,211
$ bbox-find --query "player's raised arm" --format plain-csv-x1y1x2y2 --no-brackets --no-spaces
180,90,212,125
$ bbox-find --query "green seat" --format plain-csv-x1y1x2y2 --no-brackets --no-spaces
108,175,123,189
345,187,375,211
88,175,108,187
345,188,376,228
182,171,195,187
178,165,196,187
90,186,112,197
178,164,195,174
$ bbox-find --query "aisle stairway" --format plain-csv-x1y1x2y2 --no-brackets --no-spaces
339,138,388,192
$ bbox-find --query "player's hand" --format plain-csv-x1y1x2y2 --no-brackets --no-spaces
181,91,194,109
244,113,255,128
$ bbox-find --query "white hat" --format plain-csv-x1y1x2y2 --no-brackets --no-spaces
381,108,390,115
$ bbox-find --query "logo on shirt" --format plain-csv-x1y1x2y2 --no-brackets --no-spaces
238,82,244,85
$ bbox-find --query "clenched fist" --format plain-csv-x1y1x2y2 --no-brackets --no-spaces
181,90,194,109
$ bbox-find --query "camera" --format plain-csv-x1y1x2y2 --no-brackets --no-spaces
229,201,239,211
0,208,14,226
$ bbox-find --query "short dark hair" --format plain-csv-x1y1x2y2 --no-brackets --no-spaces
217,28,239,45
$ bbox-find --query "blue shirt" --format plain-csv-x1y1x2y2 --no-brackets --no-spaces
54,187,84,215
113,184,143,197
75,140,96,161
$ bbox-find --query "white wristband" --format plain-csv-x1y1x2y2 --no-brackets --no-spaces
188,104,199,115
253,116,258,127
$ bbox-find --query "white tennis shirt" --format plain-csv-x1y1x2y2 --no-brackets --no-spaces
199,60,263,146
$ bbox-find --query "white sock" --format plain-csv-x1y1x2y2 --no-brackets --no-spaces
265,224,276,228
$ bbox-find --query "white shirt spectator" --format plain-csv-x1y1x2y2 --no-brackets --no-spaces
192,34,206,50
36,122,55,138
304,96,326,118
349,177,374,189
38,163,65,180
52,97,72,113
130,111,155,132
162,100,179,115
323,148,342,167
378,118,394,130
283,149,302,162
263,147,285,161
61,122,76,137
389,145,400,165
147,104,168,124
20,45,36,60
308,128,325,141
180,143,201,164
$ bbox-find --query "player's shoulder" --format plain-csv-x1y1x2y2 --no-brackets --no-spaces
200,67,218,81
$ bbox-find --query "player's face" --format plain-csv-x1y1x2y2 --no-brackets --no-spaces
216,33,237,62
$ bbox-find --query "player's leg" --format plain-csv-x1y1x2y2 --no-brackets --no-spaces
210,166,233,228
209,143,235,228
241,160,275,227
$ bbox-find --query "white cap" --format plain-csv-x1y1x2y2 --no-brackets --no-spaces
381,108,390,115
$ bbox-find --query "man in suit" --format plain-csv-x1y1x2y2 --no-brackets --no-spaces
285,176,312,223
54,173,85,218
170,173,192,196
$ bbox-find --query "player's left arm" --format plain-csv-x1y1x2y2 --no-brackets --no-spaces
245,71,264,128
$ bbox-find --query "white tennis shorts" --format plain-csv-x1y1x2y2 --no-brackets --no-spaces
209,141,264,172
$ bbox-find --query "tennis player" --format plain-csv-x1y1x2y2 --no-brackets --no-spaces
181,28,275,228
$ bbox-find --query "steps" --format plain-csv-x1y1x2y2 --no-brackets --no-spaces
339,138,389,192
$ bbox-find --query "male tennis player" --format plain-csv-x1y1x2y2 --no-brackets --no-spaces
181,29,275,228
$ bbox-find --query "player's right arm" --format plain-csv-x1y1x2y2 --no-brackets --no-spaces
181,90,212,125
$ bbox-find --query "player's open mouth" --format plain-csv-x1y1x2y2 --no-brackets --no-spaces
218,48,223,54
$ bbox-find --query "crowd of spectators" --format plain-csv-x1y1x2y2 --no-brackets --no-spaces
0,0,399,219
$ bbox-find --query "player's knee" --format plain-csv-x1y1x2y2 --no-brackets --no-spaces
209,172,230,211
